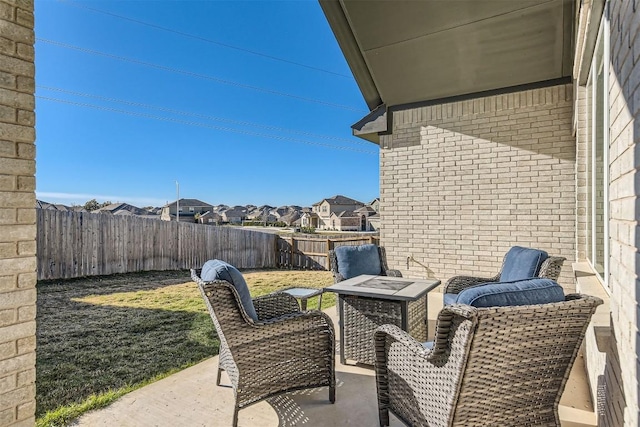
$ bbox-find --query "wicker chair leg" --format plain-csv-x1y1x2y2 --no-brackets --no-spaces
232,405,239,427
379,408,389,427
329,385,335,403
216,365,223,386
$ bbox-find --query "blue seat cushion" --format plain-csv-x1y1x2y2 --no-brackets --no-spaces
455,278,565,308
443,293,457,306
201,259,258,321
500,246,548,282
335,244,382,280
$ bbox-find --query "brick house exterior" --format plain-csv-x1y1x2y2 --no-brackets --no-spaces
311,195,364,230
0,0,37,425
322,1,640,425
379,84,576,287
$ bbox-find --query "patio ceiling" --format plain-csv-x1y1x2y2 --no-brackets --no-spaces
320,0,574,111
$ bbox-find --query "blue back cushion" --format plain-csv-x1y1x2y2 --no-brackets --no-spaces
335,244,382,280
200,259,258,321
500,246,548,282
455,278,565,308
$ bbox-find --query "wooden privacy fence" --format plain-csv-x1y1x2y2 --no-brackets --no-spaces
36,209,381,280
276,235,379,270
36,210,277,280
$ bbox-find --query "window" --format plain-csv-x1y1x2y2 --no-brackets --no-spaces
586,13,609,286
189,207,195,213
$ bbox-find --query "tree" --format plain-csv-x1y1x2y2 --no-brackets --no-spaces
83,199,100,211
83,199,112,211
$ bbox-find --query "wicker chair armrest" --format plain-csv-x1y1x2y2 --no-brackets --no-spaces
385,269,403,277
538,256,566,281
253,293,300,320
230,310,335,355
444,274,499,294
375,324,427,356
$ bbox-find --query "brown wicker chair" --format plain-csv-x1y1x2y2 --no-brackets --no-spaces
191,269,336,427
444,252,566,295
374,294,602,427
329,245,401,283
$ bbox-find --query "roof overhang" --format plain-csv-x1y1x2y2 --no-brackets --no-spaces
320,0,575,142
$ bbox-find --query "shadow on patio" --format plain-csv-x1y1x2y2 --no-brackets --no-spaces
71,293,598,427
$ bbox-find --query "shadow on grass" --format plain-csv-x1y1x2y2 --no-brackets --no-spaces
36,271,219,419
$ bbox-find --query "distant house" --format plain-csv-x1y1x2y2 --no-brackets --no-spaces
369,198,380,212
280,210,301,226
246,205,277,223
300,207,319,229
311,195,365,230
328,210,361,231
161,199,213,222
36,200,87,213
95,202,154,217
220,206,248,224
354,205,378,231
197,211,223,225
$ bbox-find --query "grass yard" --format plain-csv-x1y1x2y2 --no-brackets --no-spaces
36,268,335,427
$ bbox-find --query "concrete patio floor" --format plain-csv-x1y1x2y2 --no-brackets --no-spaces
73,293,597,427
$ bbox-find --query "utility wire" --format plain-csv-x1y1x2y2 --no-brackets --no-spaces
36,95,379,155
37,85,373,146
58,0,352,79
37,38,366,113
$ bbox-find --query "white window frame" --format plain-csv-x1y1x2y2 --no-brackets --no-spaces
587,11,610,287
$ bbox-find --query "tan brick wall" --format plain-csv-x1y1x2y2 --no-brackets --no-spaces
0,0,37,425
602,1,639,425
379,84,576,290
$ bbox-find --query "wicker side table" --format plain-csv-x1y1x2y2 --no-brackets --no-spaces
326,275,440,366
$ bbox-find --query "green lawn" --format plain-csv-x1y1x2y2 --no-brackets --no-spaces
36,269,334,427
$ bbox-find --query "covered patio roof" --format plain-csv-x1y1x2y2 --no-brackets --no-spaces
320,0,575,141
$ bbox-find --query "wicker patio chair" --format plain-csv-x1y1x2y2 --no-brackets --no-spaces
444,247,566,295
374,293,602,427
329,244,401,283
191,268,336,427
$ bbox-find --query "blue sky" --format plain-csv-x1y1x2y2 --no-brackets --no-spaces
34,0,378,208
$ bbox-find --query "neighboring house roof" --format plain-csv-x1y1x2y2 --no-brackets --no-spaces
213,205,229,213
312,195,363,207
280,211,301,225
96,202,151,216
164,199,213,209
330,210,360,219
199,211,223,221
354,206,376,215
221,207,247,218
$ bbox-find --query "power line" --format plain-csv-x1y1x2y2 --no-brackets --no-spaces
36,95,379,155
36,38,366,113
37,85,373,146
58,0,353,79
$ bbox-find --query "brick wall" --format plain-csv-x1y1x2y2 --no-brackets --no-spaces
602,1,639,425
379,83,576,290
0,0,37,426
